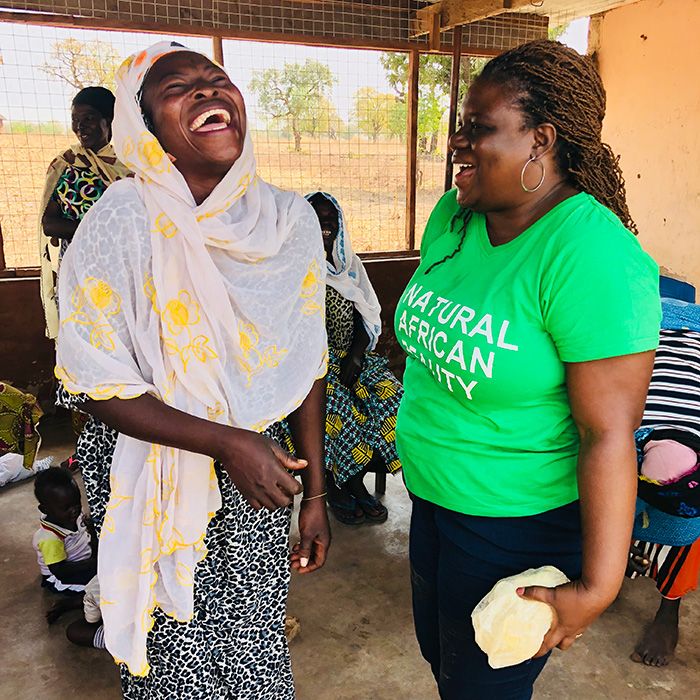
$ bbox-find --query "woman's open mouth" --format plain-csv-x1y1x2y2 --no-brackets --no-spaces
454,163,475,184
189,108,231,133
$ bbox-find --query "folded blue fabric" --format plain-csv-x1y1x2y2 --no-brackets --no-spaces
661,297,700,332
659,276,695,303
633,498,700,546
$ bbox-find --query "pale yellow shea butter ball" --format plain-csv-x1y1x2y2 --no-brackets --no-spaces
471,565,569,669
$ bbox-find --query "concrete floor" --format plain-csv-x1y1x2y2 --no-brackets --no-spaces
2,414,700,700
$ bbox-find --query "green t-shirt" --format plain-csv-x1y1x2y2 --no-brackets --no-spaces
394,190,661,517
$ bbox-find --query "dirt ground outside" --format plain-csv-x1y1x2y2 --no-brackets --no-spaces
0,132,446,268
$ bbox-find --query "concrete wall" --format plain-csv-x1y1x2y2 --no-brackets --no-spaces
597,0,700,288
0,276,55,405
0,258,419,405
365,257,419,376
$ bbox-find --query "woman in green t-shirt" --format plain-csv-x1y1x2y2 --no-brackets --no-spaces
395,39,661,699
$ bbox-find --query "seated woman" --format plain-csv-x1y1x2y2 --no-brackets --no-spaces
38,86,130,340
306,192,403,524
627,299,700,667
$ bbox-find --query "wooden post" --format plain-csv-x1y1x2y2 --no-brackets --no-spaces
444,25,462,193
405,50,419,250
212,36,224,65
429,8,442,52
0,222,6,271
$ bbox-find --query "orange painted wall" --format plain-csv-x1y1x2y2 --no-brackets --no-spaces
598,0,700,289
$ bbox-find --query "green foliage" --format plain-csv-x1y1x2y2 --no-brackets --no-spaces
38,38,122,92
548,23,570,41
380,52,488,154
296,97,345,139
350,87,396,141
6,121,68,135
248,59,337,151
388,99,407,142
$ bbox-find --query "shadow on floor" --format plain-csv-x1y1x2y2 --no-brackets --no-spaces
1,419,699,700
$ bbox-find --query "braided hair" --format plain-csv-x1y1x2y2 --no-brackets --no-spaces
426,40,636,275
424,207,473,275
479,39,636,234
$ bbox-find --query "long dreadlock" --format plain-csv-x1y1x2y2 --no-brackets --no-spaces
425,40,636,275
424,207,473,275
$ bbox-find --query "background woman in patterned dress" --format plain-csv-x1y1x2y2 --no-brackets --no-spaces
306,191,403,525
55,43,330,699
39,86,130,340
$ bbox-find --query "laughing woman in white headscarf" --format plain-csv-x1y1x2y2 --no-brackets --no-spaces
305,192,403,525
54,42,329,699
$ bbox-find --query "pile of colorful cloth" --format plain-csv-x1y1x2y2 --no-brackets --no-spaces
0,382,43,469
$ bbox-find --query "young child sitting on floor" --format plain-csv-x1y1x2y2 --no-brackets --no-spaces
32,466,96,598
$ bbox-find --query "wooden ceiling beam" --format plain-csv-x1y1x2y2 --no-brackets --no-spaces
411,0,535,37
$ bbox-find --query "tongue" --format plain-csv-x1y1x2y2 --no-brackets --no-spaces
194,120,228,133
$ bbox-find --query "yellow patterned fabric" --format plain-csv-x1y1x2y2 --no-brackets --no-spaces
38,143,130,339
324,347,403,486
0,382,43,469
55,41,327,676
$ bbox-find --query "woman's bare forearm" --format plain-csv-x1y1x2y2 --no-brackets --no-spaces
577,429,638,602
350,308,370,358
81,388,320,509
286,378,326,497
80,394,232,461
42,201,79,240
566,352,654,604
43,219,79,240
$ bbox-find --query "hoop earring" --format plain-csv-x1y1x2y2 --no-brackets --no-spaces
521,156,545,193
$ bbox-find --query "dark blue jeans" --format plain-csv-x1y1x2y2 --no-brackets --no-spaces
409,495,582,700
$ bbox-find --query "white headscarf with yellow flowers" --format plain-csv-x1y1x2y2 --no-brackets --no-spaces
55,42,327,676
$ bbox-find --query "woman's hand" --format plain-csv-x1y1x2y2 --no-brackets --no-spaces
83,394,309,512
339,352,363,387
285,377,329,572
216,430,308,511
290,498,331,574
518,579,611,656
42,199,79,241
626,543,650,578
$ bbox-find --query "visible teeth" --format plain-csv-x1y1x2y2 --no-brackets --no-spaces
322,229,333,236
189,108,231,131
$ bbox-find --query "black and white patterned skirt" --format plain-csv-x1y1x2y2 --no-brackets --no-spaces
57,385,295,699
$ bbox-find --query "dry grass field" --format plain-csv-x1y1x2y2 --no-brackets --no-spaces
0,132,74,268
0,132,446,268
